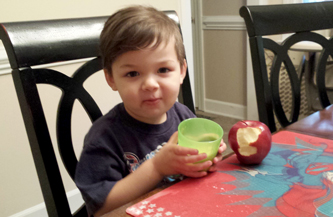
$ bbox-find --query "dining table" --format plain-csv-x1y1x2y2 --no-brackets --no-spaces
104,105,333,217
285,104,333,140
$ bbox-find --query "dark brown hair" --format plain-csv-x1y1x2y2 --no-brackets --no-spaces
100,5,185,74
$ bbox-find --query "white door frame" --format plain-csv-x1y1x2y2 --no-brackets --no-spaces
180,0,197,107
190,0,205,110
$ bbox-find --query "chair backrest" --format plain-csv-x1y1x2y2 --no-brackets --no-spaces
240,2,333,132
0,11,194,217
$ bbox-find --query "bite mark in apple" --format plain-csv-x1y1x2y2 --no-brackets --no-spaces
236,127,261,156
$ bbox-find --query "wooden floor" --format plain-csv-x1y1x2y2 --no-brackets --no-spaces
195,109,241,157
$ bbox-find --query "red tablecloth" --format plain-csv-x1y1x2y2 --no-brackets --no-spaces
127,131,333,217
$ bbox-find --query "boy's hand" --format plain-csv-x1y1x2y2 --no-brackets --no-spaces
152,131,212,178
208,139,227,172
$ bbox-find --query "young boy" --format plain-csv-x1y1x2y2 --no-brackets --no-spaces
75,5,227,217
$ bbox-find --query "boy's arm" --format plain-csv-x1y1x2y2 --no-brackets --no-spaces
94,132,211,216
94,156,164,217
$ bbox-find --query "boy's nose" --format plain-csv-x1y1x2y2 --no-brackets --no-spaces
142,75,159,91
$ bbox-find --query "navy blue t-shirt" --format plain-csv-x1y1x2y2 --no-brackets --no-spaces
75,102,195,215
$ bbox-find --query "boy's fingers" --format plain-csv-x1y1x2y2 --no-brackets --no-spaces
181,161,212,176
217,143,227,154
169,131,199,155
209,165,218,172
174,146,199,156
222,143,227,151
212,154,223,164
183,171,208,178
183,159,212,171
180,153,207,164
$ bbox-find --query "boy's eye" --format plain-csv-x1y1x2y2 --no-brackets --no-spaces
126,71,139,77
158,68,170,73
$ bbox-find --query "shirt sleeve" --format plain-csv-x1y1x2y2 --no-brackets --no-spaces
75,134,128,215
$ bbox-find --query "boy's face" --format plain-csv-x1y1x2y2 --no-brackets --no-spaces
104,37,187,124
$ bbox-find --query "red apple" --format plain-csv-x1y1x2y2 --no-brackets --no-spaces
228,120,272,165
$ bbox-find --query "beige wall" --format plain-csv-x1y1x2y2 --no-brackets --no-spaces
0,0,181,22
0,1,183,216
202,0,247,106
203,0,245,15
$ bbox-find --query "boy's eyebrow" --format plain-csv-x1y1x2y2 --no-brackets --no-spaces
119,64,136,69
119,60,177,69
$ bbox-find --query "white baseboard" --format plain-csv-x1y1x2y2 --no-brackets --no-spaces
8,189,84,217
204,98,246,120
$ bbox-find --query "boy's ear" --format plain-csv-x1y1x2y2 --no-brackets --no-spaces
179,59,187,84
104,69,118,91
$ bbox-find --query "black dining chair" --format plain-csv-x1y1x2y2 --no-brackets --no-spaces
0,11,194,217
240,2,333,133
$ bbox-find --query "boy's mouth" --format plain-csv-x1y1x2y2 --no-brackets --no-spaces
143,98,161,104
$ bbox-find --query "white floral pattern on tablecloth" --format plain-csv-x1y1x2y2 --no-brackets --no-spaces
126,200,181,217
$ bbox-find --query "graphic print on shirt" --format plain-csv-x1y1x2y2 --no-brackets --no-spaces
124,143,165,173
